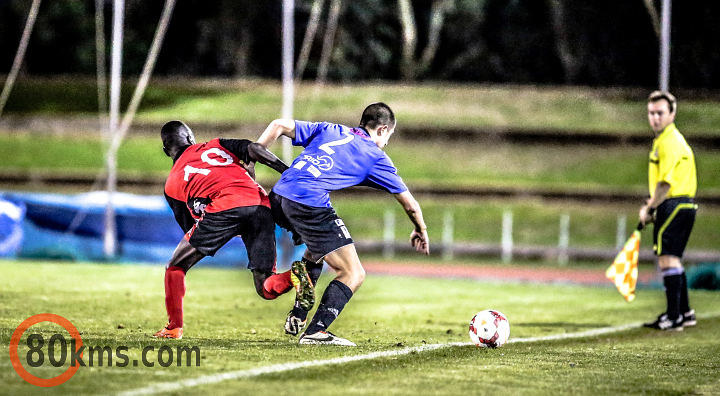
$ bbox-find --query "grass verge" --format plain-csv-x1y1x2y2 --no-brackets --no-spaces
1,133,720,251
332,196,720,252
4,78,720,135
2,133,720,196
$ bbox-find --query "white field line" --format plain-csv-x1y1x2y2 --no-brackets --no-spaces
118,319,664,396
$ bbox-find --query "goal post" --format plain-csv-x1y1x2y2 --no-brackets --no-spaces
103,0,177,258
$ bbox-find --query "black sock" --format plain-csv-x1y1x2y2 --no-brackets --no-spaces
663,270,683,320
303,257,323,286
680,272,691,314
305,279,353,335
290,258,324,321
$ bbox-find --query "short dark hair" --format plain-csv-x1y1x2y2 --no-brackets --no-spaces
161,120,195,154
359,102,395,130
648,90,677,113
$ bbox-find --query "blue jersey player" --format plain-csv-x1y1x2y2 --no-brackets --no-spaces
258,102,430,346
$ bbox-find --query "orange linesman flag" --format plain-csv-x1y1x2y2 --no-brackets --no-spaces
606,226,641,302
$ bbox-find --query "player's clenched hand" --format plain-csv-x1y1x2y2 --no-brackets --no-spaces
410,229,429,255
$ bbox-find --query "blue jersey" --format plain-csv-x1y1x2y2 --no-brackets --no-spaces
272,121,408,208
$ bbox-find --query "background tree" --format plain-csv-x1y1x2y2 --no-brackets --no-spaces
295,0,325,81
547,0,580,84
2,0,720,88
397,0,454,81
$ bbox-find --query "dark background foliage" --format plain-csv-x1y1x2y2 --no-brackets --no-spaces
1,0,718,87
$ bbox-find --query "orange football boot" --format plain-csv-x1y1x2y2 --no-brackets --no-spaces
153,324,183,339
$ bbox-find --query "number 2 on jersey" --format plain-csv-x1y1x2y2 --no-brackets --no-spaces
295,132,354,177
318,132,354,154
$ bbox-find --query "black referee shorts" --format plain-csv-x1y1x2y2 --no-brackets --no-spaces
269,191,353,261
653,197,697,258
187,205,276,272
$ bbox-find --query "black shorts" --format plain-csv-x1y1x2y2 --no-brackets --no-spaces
269,191,353,261
653,197,697,258
187,205,276,272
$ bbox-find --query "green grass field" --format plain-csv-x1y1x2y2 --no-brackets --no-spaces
1,260,719,395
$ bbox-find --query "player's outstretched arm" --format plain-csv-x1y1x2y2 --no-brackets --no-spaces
257,119,296,148
247,142,289,174
394,191,430,255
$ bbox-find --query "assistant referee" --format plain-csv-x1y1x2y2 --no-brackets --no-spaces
640,91,698,331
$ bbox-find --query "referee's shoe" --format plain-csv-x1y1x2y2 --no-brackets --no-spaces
682,310,697,327
644,313,684,331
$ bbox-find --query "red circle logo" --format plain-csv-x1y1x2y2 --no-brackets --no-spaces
8,314,83,387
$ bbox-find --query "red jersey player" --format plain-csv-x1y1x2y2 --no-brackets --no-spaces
154,121,315,339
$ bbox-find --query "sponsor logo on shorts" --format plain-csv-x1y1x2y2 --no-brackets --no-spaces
334,219,351,239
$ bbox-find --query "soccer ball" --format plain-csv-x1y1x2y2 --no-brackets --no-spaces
468,309,510,348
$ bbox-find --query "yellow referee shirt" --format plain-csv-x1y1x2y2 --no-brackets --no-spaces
648,123,697,198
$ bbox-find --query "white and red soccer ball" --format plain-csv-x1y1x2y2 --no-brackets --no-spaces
469,309,510,348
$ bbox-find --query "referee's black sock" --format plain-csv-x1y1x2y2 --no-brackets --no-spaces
304,279,353,335
680,271,691,314
662,268,683,320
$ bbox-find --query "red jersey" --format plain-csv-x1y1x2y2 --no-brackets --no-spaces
165,138,270,220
